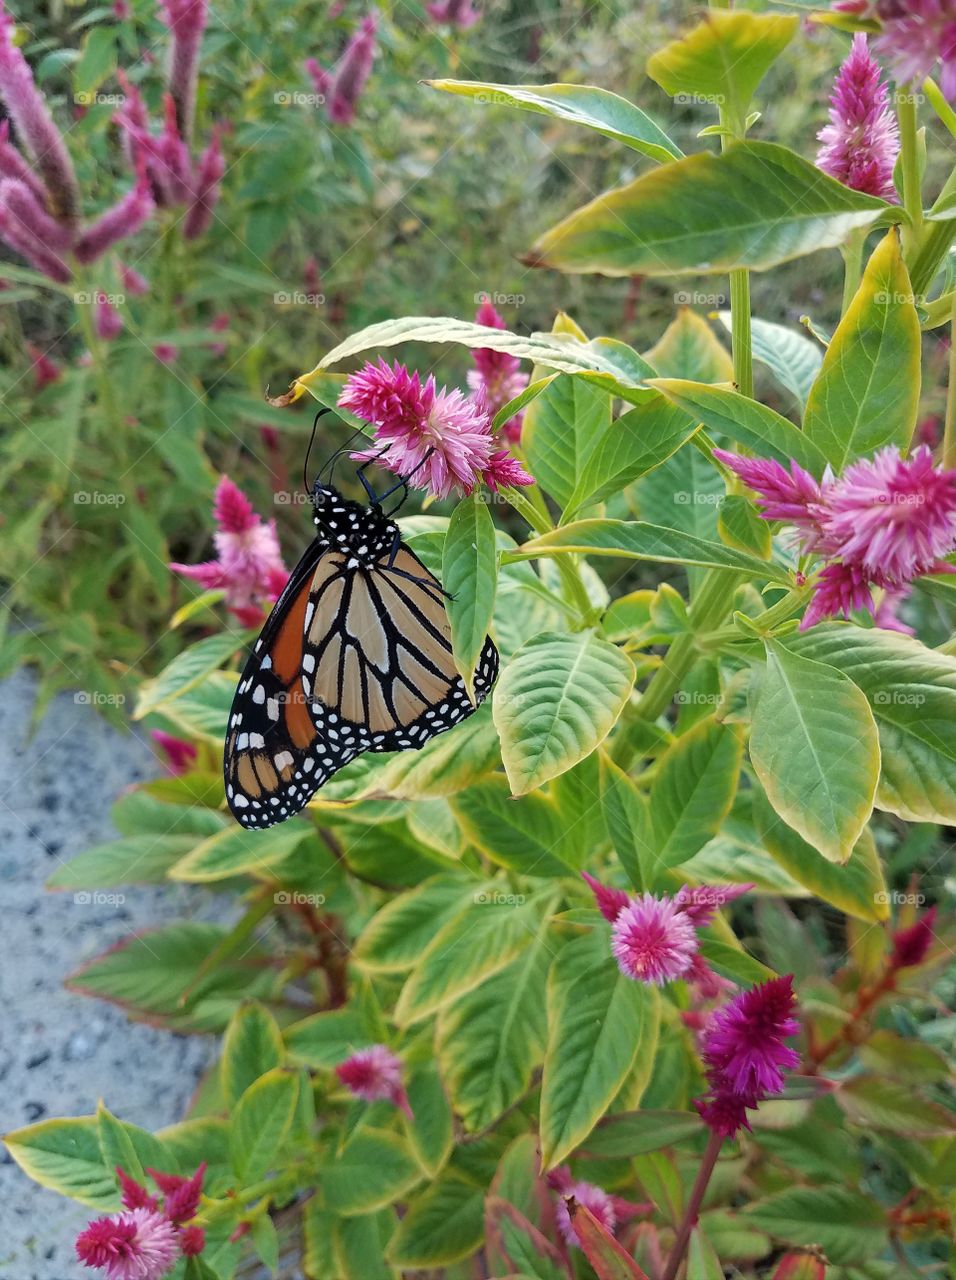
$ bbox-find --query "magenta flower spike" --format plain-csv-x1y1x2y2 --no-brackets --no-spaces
151,729,198,775
0,4,80,223
695,975,801,1138
76,1207,180,1280
74,170,154,264
468,298,528,441
875,0,956,104
817,33,899,199
158,0,209,141
335,1044,412,1117
0,181,71,281
675,882,755,928
182,129,224,240
0,118,47,203
427,0,480,27
611,893,699,986
581,870,631,922
890,903,937,969
94,293,123,340
119,260,149,295
310,13,378,125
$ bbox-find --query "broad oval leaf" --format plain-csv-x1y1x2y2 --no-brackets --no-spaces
427,79,682,162
540,933,659,1168
743,1186,887,1264
750,641,880,863
221,1002,285,1108
5,1117,117,1210
453,777,578,876
494,631,635,794
523,371,612,510
443,494,498,699
170,823,312,882
323,1129,421,1215
803,229,921,469
353,874,478,973
387,1172,485,1268
229,1068,299,1184
525,141,889,278
715,312,823,408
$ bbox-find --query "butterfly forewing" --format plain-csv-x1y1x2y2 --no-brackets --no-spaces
224,487,498,828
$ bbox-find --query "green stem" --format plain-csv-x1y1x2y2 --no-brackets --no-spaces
907,215,956,300
728,269,753,398
698,581,814,650
897,92,924,258
944,291,956,468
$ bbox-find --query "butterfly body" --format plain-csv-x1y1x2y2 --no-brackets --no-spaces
224,479,498,829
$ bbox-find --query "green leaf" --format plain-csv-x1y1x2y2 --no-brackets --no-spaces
388,1172,485,1267
229,1068,299,1184
73,25,116,96
752,786,889,923
453,778,578,876
519,519,791,583
803,230,921,469
686,1227,724,1280
394,893,547,1026
523,373,612,510
170,823,312,882
859,1030,952,1083
715,313,823,408
525,142,888,278
250,1213,280,1274
581,1110,702,1158
646,306,733,384
697,936,775,986
750,641,880,863
540,933,659,1168
438,930,551,1132
134,632,245,718
836,1075,956,1137
96,1104,171,1187
221,1002,285,1108
427,79,681,162
405,1059,454,1176
284,1006,371,1067
493,631,634,795
718,495,771,560
4,1118,116,1209
648,379,829,474
46,833,199,889
570,1201,652,1280
323,1130,421,1215
303,317,656,406
600,756,654,893
303,1202,338,1280
645,716,743,880
353,875,477,973
565,398,700,518
646,11,799,123
334,1210,396,1280
743,1186,887,1264
442,495,498,699
487,1198,568,1280
784,625,956,823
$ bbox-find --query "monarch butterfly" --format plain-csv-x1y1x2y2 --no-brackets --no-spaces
223,434,498,829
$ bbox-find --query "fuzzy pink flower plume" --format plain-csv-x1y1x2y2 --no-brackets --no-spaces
306,14,378,125
339,358,532,500
336,1044,412,1117
467,298,528,441
695,975,800,1138
170,475,288,625
876,0,956,104
611,893,699,985
817,34,899,199
151,729,197,775
715,444,956,627
427,0,480,26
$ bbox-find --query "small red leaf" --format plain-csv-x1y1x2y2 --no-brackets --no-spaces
569,1199,652,1280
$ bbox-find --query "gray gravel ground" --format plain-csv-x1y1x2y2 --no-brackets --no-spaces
0,670,217,1280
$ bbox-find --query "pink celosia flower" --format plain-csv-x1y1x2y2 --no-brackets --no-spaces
151,729,198,775
170,474,288,625
182,130,224,239
95,294,123,340
675,882,754,928
890,903,937,968
468,298,528,441
26,342,60,390
427,0,480,26
306,14,377,126
76,1207,179,1280
153,342,179,365
340,359,532,500
336,1044,412,1117
146,1163,206,1224
875,0,956,104
817,34,899,199
611,893,699,985
179,1226,205,1256
547,1168,651,1249
119,261,149,295
114,0,131,18
158,0,209,141
718,444,956,627
581,871,631,923
0,178,72,281
695,976,800,1137
117,1166,158,1213
74,170,154,264
0,3,80,223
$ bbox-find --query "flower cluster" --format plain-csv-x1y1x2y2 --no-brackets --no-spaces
170,474,288,626
468,299,529,441
582,872,752,987
695,976,800,1138
339,358,533,500
115,0,224,239
716,445,956,629
0,5,153,283
427,0,480,27
816,34,899,199
833,2,956,103
306,13,378,125
546,1167,651,1250
335,1044,412,1117
76,1163,206,1280
150,728,198,774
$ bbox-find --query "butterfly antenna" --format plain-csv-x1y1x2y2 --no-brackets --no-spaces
302,408,333,498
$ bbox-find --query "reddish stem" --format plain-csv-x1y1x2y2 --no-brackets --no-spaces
660,1128,723,1280
806,969,896,1071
